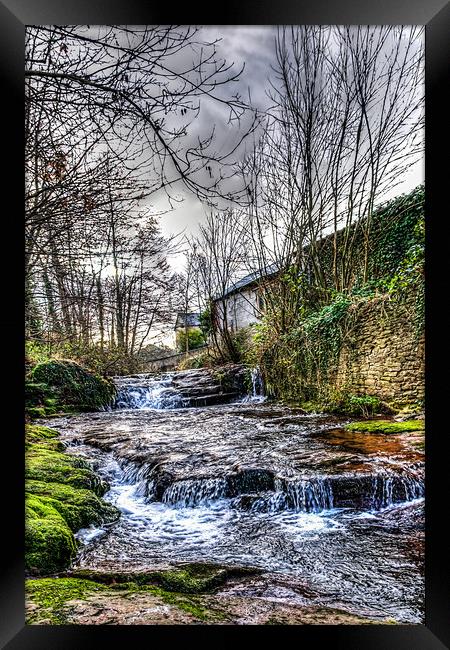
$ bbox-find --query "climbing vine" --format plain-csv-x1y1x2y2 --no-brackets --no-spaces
251,185,425,409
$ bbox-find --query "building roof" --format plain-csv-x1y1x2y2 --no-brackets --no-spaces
218,263,280,300
174,312,201,330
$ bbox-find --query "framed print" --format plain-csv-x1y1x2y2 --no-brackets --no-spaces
1,0,449,647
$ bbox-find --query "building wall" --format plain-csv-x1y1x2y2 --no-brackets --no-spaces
216,287,261,332
262,290,424,407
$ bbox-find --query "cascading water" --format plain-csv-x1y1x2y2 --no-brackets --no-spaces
49,368,425,623
251,366,264,399
241,366,266,403
162,477,230,507
114,374,186,409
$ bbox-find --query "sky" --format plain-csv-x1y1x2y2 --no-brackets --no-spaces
144,26,279,271
145,26,424,274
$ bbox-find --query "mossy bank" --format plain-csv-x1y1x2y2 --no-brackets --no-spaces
25,424,120,575
26,572,391,625
26,359,116,418
344,419,424,435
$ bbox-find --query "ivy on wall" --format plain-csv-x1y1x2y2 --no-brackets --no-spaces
251,185,425,408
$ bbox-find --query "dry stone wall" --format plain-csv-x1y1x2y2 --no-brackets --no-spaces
335,295,424,404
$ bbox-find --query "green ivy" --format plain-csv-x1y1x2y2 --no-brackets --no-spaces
252,186,425,408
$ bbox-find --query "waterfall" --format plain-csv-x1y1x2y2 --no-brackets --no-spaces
231,474,424,514
162,477,230,507
234,477,334,514
370,473,424,510
241,367,266,403
113,367,248,410
251,367,264,398
114,374,186,410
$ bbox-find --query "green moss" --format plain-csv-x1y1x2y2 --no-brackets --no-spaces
25,480,118,574
26,446,106,495
26,493,64,522
156,563,231,593
30,359,115,412
71,564,259,597
25,480,119,574
25,498,78,575
25,423,120,576
344,419,425,434
296,393,390,417
26,577,108,623
26,479,119,531
25,382,61,418
26,424,59,442
26,407,47,419
26,577,226,624
25,425,65,452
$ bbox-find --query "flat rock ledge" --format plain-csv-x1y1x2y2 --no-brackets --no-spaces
26,590,387,625
26,567,397,626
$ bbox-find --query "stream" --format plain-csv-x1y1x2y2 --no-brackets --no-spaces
44,369,425,623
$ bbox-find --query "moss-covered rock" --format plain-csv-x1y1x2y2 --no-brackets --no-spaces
25,496,78,575
26,424,60,442
30,359,116,413
25,424,65,451
25,576,385,625
26,480,119,531
70,564,260,595
26,446,107,495
344,419,425,434
25,424,120,575
26,577,108,623
25,577,226,624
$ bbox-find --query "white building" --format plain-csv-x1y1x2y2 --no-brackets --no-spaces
213,268,277,332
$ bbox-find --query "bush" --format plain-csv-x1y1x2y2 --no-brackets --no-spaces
176,329,206,353
341,394,384,417
177,351,212,370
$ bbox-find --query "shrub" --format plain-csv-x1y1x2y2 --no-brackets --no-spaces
176,329,206,353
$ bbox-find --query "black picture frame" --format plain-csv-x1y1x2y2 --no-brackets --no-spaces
1,1,449,647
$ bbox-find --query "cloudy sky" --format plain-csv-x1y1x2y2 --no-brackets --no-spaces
147,26,424,273
150,26,278,269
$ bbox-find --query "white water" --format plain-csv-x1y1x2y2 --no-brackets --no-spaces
240,366,266,403
114,374,186,410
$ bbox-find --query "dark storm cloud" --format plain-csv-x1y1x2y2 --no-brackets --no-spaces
152,26,278,261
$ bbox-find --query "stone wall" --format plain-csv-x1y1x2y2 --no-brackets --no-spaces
144,346,208,373
335,295,424,404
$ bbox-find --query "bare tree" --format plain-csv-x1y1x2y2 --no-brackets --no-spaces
239,25,423,333
191,210,250,361
25,25,259,215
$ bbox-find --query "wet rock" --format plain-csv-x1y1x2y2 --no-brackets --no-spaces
26,575,386,625
150,469,176,501
69,563,261,594
231,492,277,512
228,468,275,496
187,392,240,407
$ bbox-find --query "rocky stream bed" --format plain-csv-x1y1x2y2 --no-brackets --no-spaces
26,367,425,625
